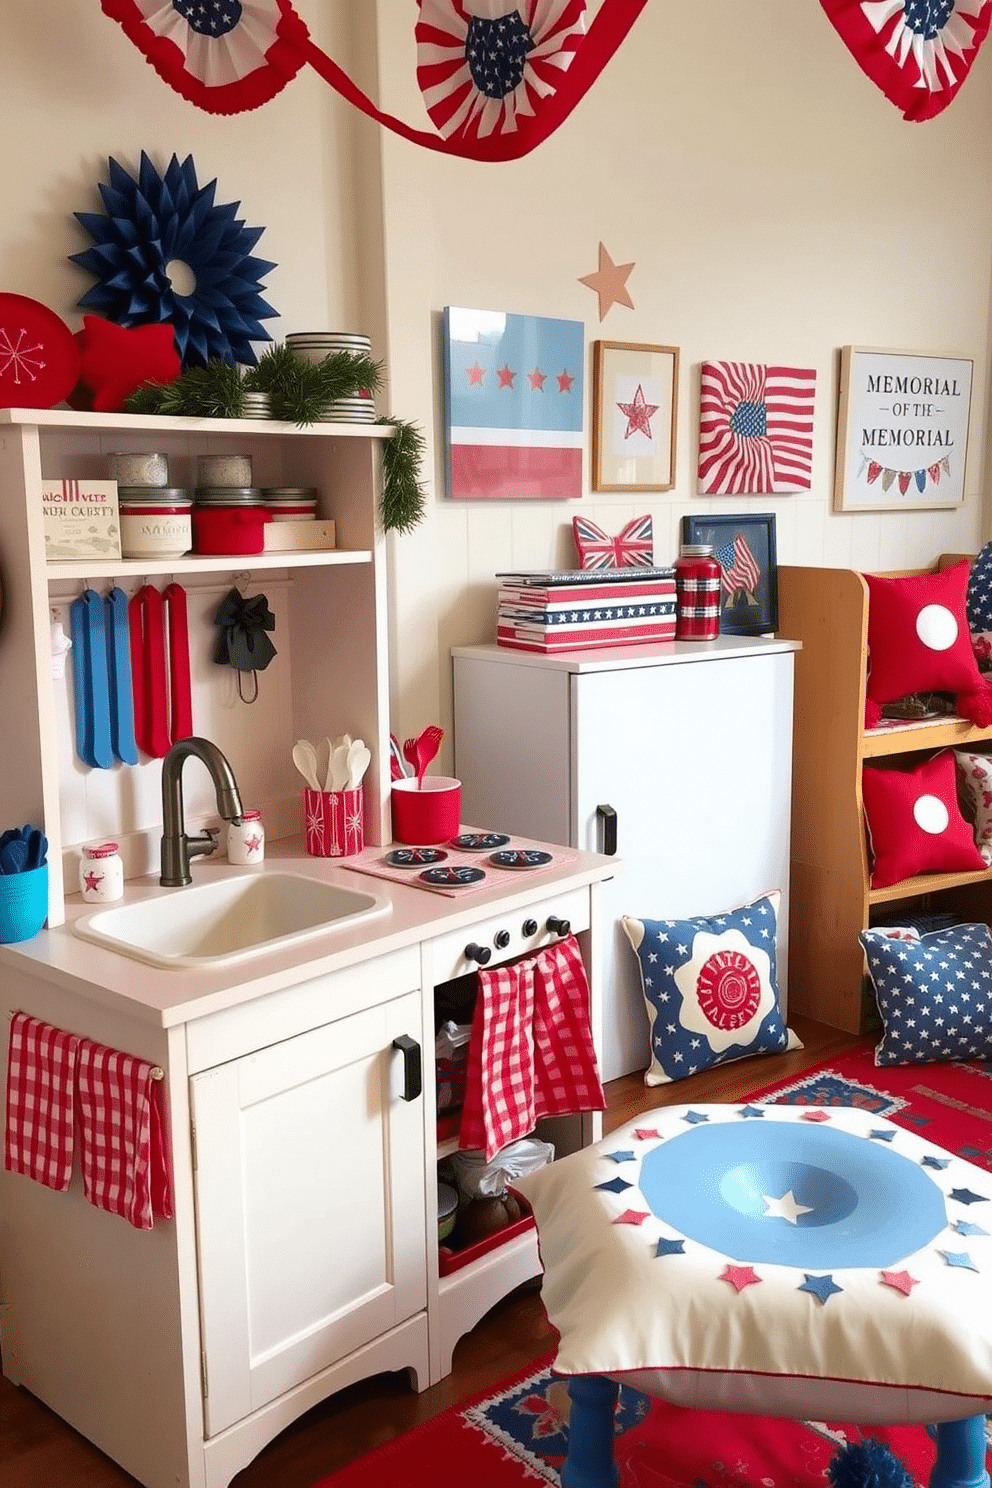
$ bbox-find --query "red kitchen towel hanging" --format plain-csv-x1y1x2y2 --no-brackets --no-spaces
3,1012,80,1191
75,1038,174,1230
459,935,604,1161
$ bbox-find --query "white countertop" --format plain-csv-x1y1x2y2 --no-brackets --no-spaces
0,836,617,1029
451,633,801,672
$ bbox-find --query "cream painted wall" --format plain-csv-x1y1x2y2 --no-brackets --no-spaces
1,3,991,773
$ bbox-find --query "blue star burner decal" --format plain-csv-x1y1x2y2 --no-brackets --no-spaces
638,1120,947,1268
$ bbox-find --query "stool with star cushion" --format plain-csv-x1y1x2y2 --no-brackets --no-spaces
514,1103,992,1488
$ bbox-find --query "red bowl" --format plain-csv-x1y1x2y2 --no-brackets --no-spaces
191,506,269,555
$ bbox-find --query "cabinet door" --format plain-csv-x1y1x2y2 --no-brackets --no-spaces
572,651,795,1080
191,991,426,1436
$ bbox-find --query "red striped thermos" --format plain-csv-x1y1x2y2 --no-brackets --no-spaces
674,544,721,640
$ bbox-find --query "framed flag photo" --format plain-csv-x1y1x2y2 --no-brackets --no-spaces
681,512,778,636
592,340,679,492
442,307,584,500
834,346,974,512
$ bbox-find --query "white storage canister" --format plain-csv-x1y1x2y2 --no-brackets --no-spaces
119,488,193,558
227,808,265,865
79,842,124,902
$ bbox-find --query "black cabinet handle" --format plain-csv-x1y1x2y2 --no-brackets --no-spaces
465,942,492,964
392,1035,422,1102
495,929,510,949
547,916,571,937
597,803,618,856
522,919,538,937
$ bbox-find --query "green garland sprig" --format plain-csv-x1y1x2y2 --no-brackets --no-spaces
125,347,427,533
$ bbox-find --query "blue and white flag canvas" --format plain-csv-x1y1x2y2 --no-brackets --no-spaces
443,307,584,500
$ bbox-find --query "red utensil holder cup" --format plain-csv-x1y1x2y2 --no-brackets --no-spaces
391,777,461,845
304,787,364,857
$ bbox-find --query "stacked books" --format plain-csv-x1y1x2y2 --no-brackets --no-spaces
496,567,676,653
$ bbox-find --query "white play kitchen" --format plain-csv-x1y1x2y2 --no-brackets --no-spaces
0,408,615,1488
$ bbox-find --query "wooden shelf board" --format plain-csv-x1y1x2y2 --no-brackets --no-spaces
862,716,992,758
869,866,992,906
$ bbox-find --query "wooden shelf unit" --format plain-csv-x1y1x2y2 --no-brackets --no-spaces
778,558,992,1033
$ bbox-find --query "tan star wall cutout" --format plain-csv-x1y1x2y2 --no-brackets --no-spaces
579,242,635,320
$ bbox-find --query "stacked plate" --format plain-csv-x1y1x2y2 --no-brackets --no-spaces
285,330,372,366
242,391,271,419
317,392,377,424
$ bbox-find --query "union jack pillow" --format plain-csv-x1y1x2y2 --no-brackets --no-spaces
572,514,653,570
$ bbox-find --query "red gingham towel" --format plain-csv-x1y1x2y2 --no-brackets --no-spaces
75,1038,174,1230
4,1012,80,1191
459,936,605,1162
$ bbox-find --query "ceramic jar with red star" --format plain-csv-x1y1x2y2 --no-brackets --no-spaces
227,809,264,866
79,842,124,903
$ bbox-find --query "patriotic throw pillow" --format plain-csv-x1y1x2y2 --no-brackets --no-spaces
966,538,992,669
862,750,985,890
698,362,815,495
622,893,801,1087
864,561,992,729
820,0,992,123
572,514,653,569
860,921,992,1065
953,750,992,865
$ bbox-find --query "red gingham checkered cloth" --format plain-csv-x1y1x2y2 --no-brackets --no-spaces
76,1038,174,1230
459,936,605,1161
4,1012,80,1190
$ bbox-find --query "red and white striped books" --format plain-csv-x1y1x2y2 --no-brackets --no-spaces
495,568,676,653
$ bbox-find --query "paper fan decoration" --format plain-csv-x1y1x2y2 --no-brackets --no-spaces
416,0,586,144
69,152,277,369
572,514,653,570
0,294,81,410
820,0,992,121
99,0,310,115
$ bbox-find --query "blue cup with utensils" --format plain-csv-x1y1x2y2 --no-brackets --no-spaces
0,824,49,942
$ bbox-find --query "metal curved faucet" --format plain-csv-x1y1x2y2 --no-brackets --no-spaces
160,736,245,887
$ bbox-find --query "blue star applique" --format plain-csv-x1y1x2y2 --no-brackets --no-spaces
954,1220,989,1237
595,1178,633,1194
869,1128,895,1142
950,1188,988,1206
922,1155,951,1170
655,1236,686,1258
605,1150,635,1164
683,1111,710,1125
799,1274,843,1304
737,1105,766,1119
939,1250,979,1272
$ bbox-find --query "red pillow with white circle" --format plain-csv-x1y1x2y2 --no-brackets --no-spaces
862,749,985,890
864,561,992,729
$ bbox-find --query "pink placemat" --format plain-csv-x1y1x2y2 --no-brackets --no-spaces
345,832,576,897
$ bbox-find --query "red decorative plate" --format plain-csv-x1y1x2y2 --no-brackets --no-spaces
0,294,81,409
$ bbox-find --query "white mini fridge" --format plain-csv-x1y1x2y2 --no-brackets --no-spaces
452,635,799,1081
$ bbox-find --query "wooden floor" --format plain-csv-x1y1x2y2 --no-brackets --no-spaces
0,1015,872,1488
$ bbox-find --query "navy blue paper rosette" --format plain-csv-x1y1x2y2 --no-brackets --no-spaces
70,152,277,368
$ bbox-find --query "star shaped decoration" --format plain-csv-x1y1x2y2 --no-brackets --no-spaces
869,1128,896,1142
880,1269,919,1296
800,1110,831,1122
950,1187,988,1206
613,1208,650,1226
923,1154,952,1170
721,1264,761,1292
954,1220,989,1237
655,1236,686,1258
605,1150,635,1164
74,315,181,413
83,869,103,893
762,1190,814,1225
682,1111,710,1125
578,242,635,321
799,1273,843,1304
939,1249,979,1272
497,364,516,388
633,1128,661,1141
466,361,485,386
528,368,547,391
737,1106,766,1119
557,369,575,393
617,383,658,440
595,1177,632,1194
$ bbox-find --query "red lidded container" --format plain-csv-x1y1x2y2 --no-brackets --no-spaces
191,505,270,556
674,543,721,640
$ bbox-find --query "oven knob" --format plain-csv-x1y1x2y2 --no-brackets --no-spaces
464,942,492,965
494,930,511,950
522,918,538,937
547,916,571,937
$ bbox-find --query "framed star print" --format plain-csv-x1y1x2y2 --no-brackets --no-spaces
592,340,679,492
834,347,973,513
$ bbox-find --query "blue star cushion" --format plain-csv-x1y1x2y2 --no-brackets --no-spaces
622,892,801,1086
860,921,992,1066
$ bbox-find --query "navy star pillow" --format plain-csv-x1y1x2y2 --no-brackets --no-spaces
860,921,992,1066
622,892,802,1086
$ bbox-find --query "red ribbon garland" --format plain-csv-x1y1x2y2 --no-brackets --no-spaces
99,0,650,159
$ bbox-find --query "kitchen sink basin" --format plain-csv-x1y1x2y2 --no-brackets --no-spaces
73,871,389,969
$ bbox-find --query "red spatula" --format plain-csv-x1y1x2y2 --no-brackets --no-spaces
403,725,444,788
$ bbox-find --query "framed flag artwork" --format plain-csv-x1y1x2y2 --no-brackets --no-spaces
681,512,778,636
442,307,584,500
697,361,816,495
833,346,974,513
592,340,678,492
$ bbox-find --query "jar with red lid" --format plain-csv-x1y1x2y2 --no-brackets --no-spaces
227,809,265,865
191,504,270,555
79,842,124,903
674,543,722,640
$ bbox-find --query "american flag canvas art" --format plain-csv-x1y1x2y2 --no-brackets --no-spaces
443,307,584,500
698,361,816,495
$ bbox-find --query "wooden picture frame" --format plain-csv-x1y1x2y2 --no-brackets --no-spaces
681,512,778,635
834,345,974,512
592,340,678,492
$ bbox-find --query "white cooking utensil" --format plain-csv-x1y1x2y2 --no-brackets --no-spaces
346,742,371,789
292,739,321,791
330,742,351,791
315,736,332,792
